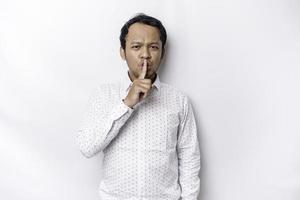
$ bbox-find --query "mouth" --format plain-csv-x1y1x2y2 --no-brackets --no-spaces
139,66,151,72
139,60,151,68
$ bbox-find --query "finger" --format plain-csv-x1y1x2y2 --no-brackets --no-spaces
142,91,149,99
136,85,149,93
138,59,147,79
143,86,154,99
133,79,151,86
138,82,152,89
138,79,152,84
136,83,153,91
138,90,147,100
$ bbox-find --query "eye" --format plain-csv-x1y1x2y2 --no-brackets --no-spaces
131,45,140,50
150,45,159,50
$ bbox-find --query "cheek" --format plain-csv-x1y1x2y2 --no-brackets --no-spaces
153,55,162,65
152,51,162,60
125,54,137,64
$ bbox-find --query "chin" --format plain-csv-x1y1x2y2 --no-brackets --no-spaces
147,73,156,79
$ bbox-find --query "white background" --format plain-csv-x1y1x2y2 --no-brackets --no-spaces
1,0,300,200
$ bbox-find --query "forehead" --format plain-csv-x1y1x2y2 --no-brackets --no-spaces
126,23,161,43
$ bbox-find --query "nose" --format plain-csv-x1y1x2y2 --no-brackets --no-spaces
140,47,151,59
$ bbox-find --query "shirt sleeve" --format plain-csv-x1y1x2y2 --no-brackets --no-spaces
76,85,134,158
177,96,201,200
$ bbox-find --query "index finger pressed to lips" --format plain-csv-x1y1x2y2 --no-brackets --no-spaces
138,59,147,79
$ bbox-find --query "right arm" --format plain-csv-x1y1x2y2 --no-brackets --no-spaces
76,85,134,158
77,60,152,158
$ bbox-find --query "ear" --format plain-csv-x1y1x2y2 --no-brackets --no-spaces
161,47,166,59
120,47,126,60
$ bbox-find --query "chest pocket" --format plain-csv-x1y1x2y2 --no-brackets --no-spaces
143,112,180,151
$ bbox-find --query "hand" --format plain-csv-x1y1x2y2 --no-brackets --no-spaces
123,60,153,108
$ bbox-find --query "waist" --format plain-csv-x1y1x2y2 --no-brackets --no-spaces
99,180,181,200
100,148,180,199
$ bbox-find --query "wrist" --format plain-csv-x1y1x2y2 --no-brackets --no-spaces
122,98,134,109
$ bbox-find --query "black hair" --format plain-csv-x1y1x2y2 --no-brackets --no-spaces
119,13,167,57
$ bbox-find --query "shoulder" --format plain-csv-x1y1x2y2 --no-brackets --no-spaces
159,82,195,122
159,82,193,115
160,82,190,102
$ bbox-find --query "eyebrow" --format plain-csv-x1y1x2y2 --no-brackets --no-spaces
130,41,160,45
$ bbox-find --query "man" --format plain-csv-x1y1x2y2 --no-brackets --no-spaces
77,13,201,200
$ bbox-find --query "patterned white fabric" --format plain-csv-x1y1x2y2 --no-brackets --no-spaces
77,72,201,200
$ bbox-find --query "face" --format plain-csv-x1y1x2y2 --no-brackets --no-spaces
120,23,163,82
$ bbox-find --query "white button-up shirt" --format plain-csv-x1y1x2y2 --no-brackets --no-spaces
77,72,201,200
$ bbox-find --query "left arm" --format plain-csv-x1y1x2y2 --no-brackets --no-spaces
177,96,201,200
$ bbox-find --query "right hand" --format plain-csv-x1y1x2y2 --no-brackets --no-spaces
123,60,153,108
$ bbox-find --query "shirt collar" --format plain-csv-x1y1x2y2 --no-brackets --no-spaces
120,71,161,98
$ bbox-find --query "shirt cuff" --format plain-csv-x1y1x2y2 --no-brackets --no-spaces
122,99,134,110
109,99,134,120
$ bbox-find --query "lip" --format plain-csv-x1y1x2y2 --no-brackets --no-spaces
139,64,151,69
139,65,151,70
139,60,151,67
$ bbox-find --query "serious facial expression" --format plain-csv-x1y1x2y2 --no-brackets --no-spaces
120,23,163,81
